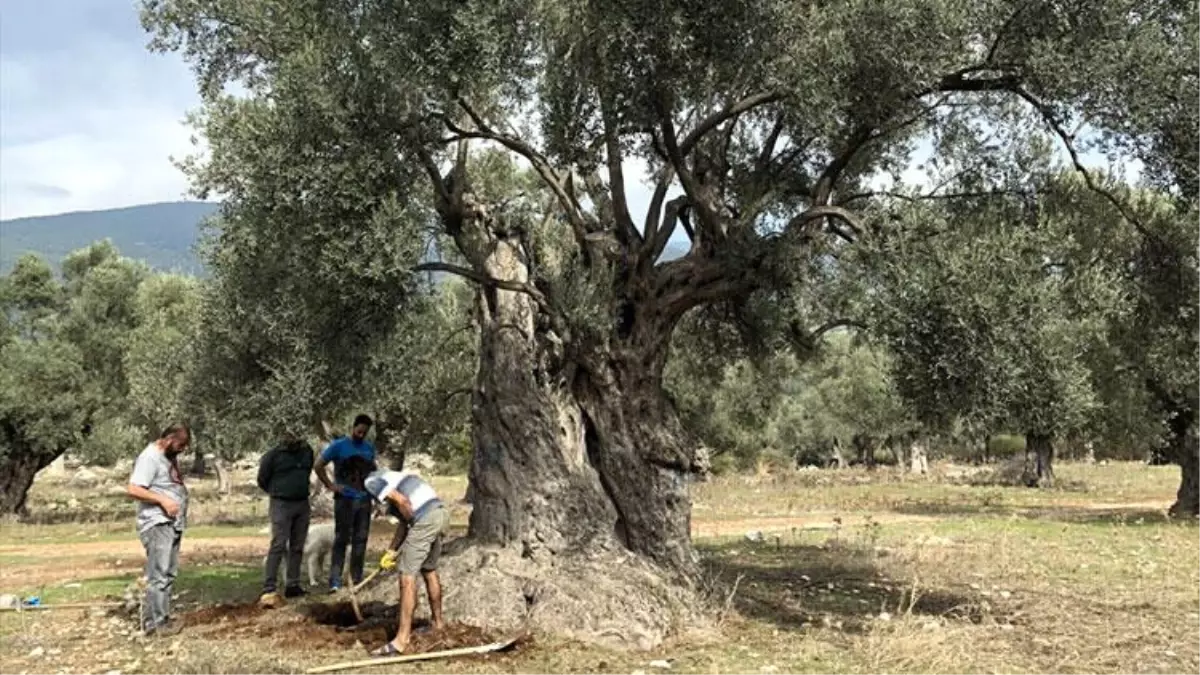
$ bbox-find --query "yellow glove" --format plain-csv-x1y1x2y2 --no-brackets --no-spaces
380,549,397,572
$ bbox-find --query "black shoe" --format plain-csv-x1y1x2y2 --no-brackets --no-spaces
284,586,307,599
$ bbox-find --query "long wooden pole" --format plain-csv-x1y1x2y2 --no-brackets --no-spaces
304,636,520,674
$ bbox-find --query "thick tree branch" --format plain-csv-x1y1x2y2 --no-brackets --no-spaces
813,126,874,206
1010,86,1153,240
679,91,784,157
413,262,551,311
443,100,593,259
811,319,868,340
648,196,690,264
785,205,864,239
757,112,786,176
415,147,449,205
642,166,675,240
600,97,642,247
838,189,1022,205
658,111,720,234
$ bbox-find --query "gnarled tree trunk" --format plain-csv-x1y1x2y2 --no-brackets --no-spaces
853,434,877,470
465,237,697,575
1024,432,1054,488
213,457,232,495
1167,410,1198,517
0,447,61,516
908,441,928,474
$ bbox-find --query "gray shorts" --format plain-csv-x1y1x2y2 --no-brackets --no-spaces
398,506,449,575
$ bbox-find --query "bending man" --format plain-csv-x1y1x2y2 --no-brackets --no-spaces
363,468,450,656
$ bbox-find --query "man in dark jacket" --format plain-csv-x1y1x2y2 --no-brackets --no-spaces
257,431,315,599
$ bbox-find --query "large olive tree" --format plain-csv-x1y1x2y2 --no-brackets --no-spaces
142,0,1193,633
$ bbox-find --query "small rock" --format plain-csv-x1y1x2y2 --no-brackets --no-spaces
744,530,764,543
62,583,82,589
0,594,19,609
877,612,892,622
29,647,45,658
649,660,672,669
998,624,1015,631
1165,650,1177,658
47,649,61,656
69,468,101,487
999,590,1012,599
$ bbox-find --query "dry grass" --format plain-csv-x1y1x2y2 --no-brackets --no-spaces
1,462,1195,674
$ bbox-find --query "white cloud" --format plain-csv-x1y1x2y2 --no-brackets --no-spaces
1,31,201,219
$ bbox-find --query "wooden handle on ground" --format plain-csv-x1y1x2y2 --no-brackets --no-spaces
304,636,521,674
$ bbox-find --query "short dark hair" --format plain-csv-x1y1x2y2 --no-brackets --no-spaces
353,414,373,429
160,423,190,439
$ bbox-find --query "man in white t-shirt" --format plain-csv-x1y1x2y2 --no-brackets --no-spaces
362,469,449,656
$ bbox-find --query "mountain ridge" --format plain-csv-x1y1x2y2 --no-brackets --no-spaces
1,201,689,274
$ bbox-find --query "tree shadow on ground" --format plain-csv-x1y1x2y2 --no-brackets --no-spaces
702,542,979,633
887,501,1181,527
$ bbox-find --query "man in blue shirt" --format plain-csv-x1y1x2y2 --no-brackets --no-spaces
313,414,377,592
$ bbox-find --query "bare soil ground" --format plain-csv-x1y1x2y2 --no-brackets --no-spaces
1,461,1195,674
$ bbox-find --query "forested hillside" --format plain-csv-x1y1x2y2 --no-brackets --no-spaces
0,202,218,273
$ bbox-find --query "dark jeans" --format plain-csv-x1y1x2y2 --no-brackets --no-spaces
139,523,182,632
330,496,371,587
264,497,310,592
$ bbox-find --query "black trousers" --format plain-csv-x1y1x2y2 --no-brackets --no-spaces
330,496,371,587
264,497,310,592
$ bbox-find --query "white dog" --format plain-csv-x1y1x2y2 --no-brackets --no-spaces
263,522,335,588
299,522,336,587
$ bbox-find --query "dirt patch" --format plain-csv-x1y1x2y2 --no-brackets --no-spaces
181,601,267,627
181,599,513,657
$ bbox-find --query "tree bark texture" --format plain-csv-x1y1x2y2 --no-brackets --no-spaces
852,434,877,469
461,231,698,577
908,439,929,474
1167,410,1198,517
0,447,60,516
214,457,232,495
1024,432,1055,488
190,452,208,477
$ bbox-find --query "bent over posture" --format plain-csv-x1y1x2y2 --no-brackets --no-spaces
363,469,450,656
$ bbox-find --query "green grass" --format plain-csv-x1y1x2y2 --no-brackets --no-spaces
5,564,261,607
1,462,1194,674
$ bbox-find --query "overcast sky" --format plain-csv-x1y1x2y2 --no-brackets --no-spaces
1,1,198,219
1,2,1135,223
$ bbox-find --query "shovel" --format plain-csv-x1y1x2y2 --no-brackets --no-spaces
348,566,385,623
